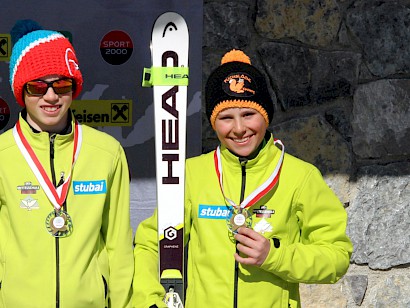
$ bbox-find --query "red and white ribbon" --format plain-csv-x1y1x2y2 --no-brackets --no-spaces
13,120,82,210
214,139,285,210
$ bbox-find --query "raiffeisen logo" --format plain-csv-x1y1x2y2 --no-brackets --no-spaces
198,205,231,220
73,180,107,195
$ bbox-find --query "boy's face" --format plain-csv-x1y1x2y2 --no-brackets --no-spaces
24,75,73,133
214,107,267,157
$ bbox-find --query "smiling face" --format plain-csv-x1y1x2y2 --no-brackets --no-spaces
214,107,267,157
23,75,73,133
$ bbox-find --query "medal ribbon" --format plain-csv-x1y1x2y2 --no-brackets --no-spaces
214,139,285,210
13,119,82,211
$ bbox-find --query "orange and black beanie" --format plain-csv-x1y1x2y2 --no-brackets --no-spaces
205,49,273,129
9,19,83,107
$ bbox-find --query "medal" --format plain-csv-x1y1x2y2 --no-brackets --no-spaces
46,210,73,237
227,207,252,233
214,139,285,234
13,119,82,237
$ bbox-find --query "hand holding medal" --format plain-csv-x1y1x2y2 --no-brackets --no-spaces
234,227,271,266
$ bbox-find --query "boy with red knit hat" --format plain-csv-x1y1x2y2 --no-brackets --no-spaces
0,20,133,307
133,49,352,308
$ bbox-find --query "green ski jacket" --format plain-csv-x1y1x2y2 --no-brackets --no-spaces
0,112,134,307
133,133,352,308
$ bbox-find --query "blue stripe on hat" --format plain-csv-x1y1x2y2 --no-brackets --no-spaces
9,30,64,89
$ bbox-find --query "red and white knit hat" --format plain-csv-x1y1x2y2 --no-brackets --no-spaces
9,20,83,107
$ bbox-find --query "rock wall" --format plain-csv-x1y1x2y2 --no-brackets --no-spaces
202,0,410,307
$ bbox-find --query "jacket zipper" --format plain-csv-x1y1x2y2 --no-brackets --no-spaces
50,134,61,308
233,158,248,308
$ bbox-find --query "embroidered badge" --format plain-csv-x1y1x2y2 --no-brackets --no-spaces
73,180,107,195
222,72,256,98
17,181,40,194
253,205,275,218
20,196,40,210
198,205,230,220
253,218,273,234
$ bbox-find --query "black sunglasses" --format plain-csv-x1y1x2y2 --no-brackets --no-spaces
25,79,74,96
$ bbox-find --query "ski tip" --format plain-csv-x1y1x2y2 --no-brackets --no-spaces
154,12,188,38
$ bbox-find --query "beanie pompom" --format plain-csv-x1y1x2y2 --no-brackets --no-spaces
221,49,251,65
11,19,43,45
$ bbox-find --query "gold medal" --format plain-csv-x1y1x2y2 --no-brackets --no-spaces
51,213,67,232
226,207,252,233
46,210,73,237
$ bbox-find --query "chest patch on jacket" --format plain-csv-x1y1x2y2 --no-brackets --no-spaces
253,205,275,218
198,205,230,219
17,181,40,194
73,180,107,195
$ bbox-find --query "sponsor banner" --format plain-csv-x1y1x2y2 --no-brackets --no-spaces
100,30,133,65
71,100,132,127
0,34,10,61
0,98,10,130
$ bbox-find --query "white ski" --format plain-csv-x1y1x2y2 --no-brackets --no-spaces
142,11,189,307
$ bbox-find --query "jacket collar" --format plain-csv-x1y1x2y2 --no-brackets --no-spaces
219,132,281,172
18,110,76,150
21,108,73,135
